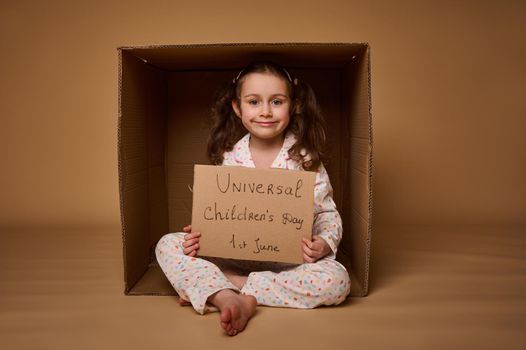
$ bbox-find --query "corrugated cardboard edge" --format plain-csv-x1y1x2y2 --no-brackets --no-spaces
117,48,129,294
364,43,373,296
116,42,368,50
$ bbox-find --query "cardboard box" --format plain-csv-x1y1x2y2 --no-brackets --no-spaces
191,165,316,264
118,43,373,297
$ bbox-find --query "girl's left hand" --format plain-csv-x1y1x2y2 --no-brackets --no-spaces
302,236,331,263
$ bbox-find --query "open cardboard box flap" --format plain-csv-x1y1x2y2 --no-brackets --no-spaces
118,43,372,297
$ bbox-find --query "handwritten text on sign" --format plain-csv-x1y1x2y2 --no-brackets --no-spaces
191,165,316,264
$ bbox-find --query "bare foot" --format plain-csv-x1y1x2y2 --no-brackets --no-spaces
222,270,248,289
208,289,257,336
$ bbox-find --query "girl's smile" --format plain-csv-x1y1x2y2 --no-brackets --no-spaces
253,121,278,127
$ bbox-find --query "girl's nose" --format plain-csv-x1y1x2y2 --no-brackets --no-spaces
260,103,272,117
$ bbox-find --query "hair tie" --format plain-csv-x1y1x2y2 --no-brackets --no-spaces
232,65,294,84
282,67,293,83
233,68,246,84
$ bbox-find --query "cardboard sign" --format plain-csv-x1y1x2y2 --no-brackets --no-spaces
191,165,316,264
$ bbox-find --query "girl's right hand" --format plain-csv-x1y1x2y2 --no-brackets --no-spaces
182,225,201,257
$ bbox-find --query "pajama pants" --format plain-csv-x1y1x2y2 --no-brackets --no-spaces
155,232,351,315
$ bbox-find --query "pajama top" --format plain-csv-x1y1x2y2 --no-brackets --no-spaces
221,131,343,257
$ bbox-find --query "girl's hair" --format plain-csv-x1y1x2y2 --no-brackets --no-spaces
207,60,327,171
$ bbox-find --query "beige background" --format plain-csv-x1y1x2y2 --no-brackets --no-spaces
1,1,525,349
0,0,524,229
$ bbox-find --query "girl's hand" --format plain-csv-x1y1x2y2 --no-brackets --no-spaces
302,236,331,263
182,225,201,257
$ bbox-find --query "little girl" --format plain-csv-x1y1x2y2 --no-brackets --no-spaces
155,61,351,336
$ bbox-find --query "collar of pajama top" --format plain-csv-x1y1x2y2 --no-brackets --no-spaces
224,131,300,170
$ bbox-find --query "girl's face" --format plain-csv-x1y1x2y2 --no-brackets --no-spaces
232,72,291,145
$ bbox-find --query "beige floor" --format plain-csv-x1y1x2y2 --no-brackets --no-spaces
1,224,525,350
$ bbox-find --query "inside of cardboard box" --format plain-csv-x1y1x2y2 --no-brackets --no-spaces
119,44,371,296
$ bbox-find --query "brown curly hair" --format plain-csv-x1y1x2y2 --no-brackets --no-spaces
207,60,327,171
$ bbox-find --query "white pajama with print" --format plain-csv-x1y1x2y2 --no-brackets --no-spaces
156,132,351,314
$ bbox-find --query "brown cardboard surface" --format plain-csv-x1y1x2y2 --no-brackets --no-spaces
191,165,316,264
121,43,365,70
118,42,373,296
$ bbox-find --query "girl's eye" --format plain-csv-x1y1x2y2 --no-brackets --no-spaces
248,100,259,105
272,100,283,105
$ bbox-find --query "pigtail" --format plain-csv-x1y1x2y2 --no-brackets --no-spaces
287,78,327,172
207,81,246,165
